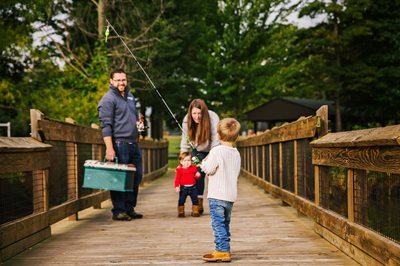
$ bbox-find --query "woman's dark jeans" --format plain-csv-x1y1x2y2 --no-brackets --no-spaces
192,150,208,197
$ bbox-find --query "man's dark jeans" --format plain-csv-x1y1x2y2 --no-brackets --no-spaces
110,141,142,215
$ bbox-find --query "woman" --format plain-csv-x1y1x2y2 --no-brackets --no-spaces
180,99,219,214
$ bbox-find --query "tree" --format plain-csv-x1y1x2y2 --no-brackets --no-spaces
294,0,400,129
0,0,57,135
205,0,288,120
127,0,219,134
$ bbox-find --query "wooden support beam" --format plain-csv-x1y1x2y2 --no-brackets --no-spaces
30,109,44,141
237,116,319,147
347,169,354,223
262,145,265,181
311,124,400,147
316,105,329,137
279,143,283,188
38,119,103,144
294,140,298,195
65,118,78,221
269,144,272,184
312,146,400,174
314,166,320,206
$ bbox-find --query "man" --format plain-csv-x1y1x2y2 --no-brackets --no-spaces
98,68,143,221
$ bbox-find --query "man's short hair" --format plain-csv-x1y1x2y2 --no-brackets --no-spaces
110,68,126,79
217,118,241,142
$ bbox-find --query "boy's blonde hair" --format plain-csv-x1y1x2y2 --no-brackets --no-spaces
217,118,241,142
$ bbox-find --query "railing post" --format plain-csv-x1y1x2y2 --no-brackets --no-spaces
30,109,44,141
243,147,250,172
316,105,329,136
243,147,246,170
314,166,320,206
294,140,298,195
256,146,260,177
250,146,254,174
65,117,78,221
32,169,49,213
269,144,272,183
30,109,49,213
261,146,265,181
91,123,102,209
279,143,283,188
347,169,354,222
147,148,151,175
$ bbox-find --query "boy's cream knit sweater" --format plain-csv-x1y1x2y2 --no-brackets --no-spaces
200,145,241,202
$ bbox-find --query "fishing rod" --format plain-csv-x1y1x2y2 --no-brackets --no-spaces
105,20,200,162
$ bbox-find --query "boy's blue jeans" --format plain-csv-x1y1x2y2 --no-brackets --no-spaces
208,198,234,252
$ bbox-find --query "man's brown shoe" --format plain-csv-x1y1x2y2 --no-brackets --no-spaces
202,250,231,262
112,212,132,221
127,209,143,219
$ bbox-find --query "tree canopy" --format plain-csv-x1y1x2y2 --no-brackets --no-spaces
1,0,399,136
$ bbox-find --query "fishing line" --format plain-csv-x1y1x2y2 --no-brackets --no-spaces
105,19,199,157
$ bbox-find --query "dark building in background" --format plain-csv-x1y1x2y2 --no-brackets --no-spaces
246,97,335,133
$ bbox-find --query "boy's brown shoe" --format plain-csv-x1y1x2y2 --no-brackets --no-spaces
202,250,231,262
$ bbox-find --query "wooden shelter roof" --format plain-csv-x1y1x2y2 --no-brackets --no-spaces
246,97,335,122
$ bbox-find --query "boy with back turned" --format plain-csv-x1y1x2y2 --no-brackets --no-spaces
199,118,241,262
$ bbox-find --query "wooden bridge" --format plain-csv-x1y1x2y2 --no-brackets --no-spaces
1,108,399,265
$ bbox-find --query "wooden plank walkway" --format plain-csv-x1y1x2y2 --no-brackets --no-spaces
3,170,359,265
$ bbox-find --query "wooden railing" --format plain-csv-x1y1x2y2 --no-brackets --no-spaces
237,106,400,266
0,109,168,262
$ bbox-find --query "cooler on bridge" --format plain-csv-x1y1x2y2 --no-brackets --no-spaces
83,159,136,192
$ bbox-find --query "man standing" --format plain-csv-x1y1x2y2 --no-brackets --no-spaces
98,68,143,221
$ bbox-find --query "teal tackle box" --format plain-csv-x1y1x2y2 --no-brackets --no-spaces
83,160,136,192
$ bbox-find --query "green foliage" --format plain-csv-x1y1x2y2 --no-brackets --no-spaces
1,0,400,136
206,0,282,120
166,134,181,168
295,0,400,129
138,0,219,125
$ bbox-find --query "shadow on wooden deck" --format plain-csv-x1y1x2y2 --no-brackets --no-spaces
3,169,358,265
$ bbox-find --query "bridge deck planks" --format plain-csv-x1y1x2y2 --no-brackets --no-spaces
4,170,358,265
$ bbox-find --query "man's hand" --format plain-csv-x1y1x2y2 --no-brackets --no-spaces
105,148,116,161
175,187,180,193
104,136,115,161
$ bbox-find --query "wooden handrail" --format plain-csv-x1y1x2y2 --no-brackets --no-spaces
237,106,400,265
0,109,169,262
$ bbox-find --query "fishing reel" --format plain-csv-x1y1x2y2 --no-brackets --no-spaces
136,121,149,132
192,155,200,165
191,149,202,165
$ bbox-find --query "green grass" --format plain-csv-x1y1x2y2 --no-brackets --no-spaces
166,135,181,169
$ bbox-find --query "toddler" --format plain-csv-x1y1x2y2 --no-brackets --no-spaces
174,152,201,217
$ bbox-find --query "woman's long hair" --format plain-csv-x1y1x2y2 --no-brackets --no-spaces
187,99,211,145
